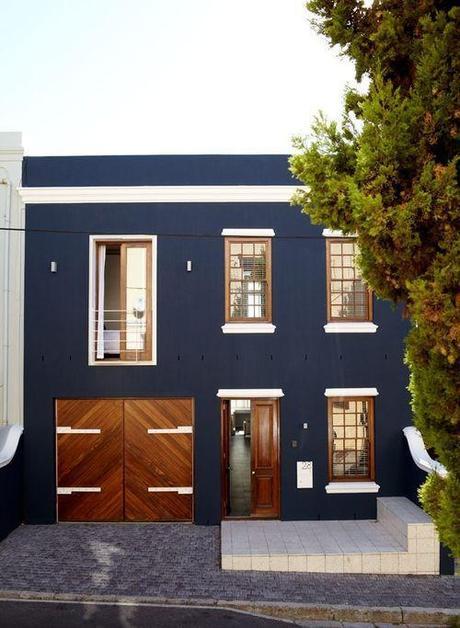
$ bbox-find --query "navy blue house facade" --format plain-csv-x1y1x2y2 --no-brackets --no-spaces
22,155,416,528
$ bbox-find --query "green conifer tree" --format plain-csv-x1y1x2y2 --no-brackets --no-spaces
290,1,459,557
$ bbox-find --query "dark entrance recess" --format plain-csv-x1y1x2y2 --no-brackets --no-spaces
221,399,280,519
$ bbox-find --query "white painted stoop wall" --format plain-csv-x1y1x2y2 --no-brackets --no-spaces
221,497,439,575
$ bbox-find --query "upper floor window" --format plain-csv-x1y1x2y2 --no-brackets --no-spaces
326,238,372,322
89,236,156,365
225,237,272,323
328,396,375,482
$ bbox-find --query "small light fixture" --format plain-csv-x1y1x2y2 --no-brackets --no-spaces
50,261,58,273
186,260,192,272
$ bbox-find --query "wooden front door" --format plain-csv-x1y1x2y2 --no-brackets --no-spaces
56,398,193,522
222,398,280,519
124,399,193,521
56,399,124,521
251,400,280,518
221,400,231,517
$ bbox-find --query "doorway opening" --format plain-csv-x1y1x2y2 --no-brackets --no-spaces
221,398,280,519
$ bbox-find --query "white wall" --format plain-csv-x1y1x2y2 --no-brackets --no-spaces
0,132,24,426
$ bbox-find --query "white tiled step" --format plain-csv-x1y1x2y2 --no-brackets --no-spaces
221,497,439,575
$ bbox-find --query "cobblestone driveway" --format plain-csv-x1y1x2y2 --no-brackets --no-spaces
0,524,457,609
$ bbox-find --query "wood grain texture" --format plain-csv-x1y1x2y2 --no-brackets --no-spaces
251,399,280,518
124,399,193,521
56,399,124,522
221,400,230,518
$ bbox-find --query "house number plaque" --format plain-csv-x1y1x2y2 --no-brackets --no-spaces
296,461,313,489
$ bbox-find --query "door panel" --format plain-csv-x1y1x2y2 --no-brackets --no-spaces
251,400,280,518
221,400,230,518
124,399,193,521
56,399,124,521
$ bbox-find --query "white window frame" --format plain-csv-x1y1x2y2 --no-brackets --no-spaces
88,235,157,366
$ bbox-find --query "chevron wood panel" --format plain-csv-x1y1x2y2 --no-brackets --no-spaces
56,399,124,521
124,399,193,521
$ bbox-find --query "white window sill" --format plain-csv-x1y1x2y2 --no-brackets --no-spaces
324,388,379,397
221,323,276,334
89,360,156,366
324,322,378,334
325,482,380,494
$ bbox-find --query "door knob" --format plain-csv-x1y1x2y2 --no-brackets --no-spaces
251,471,255,475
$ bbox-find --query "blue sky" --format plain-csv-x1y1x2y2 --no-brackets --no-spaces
0,0,355,155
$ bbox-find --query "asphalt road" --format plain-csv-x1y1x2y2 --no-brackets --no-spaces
0,600,294,628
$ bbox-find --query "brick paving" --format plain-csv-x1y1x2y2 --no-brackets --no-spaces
0,524,457,609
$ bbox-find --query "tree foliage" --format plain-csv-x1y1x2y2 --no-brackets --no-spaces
290,1,460,556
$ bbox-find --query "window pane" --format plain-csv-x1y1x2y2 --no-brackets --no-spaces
329,397,371,480
328,239,371,321
228,239,269,320
125,247,147,353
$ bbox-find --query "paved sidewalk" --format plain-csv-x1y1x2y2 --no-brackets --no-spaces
0,524,457,610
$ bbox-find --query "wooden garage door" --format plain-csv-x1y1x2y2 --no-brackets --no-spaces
56,399,124,521
124,399,194,521
56,398,194,522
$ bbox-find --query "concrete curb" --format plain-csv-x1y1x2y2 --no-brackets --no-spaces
0,590,458,625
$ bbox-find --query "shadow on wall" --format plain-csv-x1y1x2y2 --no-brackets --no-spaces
0,427,23,541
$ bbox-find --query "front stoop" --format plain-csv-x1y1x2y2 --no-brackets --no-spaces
221,497,440,575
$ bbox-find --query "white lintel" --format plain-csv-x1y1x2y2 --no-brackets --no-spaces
217,389,284,399
322,228,357,238
221,228,275,237
324,387,379,397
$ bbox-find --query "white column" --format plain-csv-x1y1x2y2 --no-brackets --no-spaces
0,132,24,426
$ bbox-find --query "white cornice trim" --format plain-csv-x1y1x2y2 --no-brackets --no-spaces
324,322,378,334
325,482,380,494
18,185,305,204
221,228,275,237
217,388,284,398
324,387,379,397
322,229,357,238
221,323,276,334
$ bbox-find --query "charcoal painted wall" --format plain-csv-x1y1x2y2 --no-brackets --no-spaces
23,156,413,527
0,441,23,540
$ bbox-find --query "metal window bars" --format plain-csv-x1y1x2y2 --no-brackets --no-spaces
91,309,150,362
